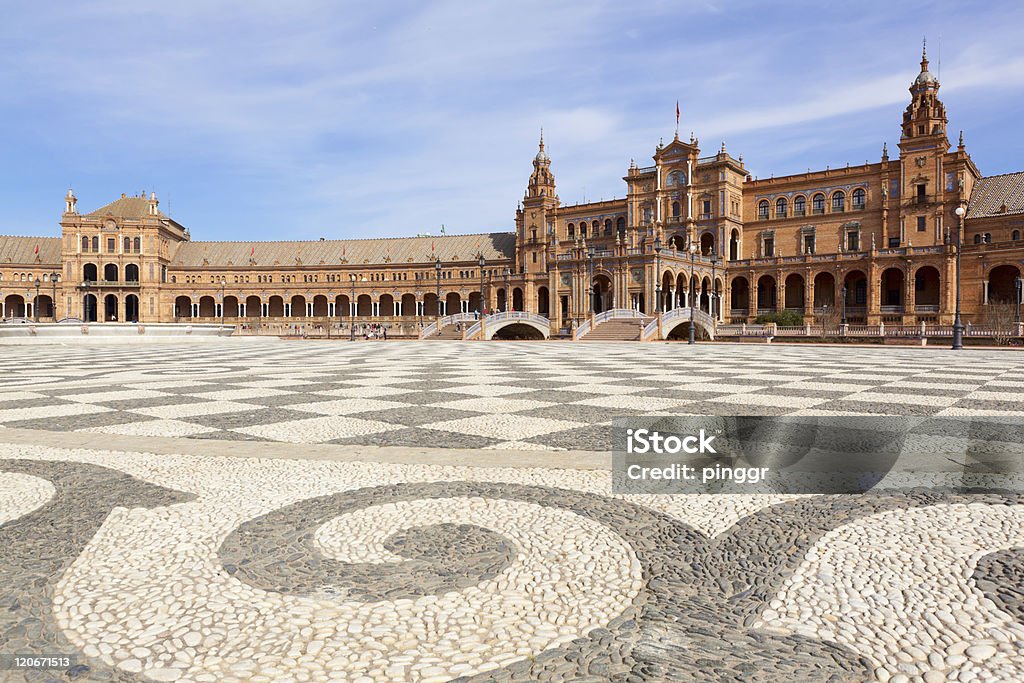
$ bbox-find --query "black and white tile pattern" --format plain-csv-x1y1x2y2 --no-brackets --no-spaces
1,340,1023,451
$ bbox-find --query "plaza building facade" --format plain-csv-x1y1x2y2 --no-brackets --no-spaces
1,49,1023,338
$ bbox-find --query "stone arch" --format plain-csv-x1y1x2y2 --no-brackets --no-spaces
335,294,350,317
699,231,715,256
512,287,524,312
245,295,261,317
380,293,396,316
268,295,285,317
224,295,240,318
589,273,611,313
914,266,941,308
291,295,306,316
199,296,216,318
988,264,1021,304
124,294,140,322
103,263,118,282
784,273,805,310
174,296,192,319
125,263,140,282
667,234,686,251
444,292,460,315
401,293,417,317
729,229,740,261
83,263,98,283
4,294,26,318
312,295,329,317
880,267,903,308
104,294,120,321
756,274,777,311
356,294,373,317
813,272,836,309
83,294,98,322
536,287,549,317
730,277,749,313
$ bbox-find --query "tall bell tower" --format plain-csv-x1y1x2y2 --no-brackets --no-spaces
517,132,558,274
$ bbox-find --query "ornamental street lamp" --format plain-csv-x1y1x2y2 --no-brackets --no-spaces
435,258,443,318
710,256,719,323
49,271,60,321
478,254,486,315
1016,276,1022,326
953,205,966,350
503,267,510,312
350,273,358,341
840,285,848,326
653,236,663,313
688,242,698,344
587,245,596,314
33,278,41,322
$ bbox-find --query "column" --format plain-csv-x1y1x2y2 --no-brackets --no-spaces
240,303,247,317
327,302,334,317
983,280,989,305
905,270,916,314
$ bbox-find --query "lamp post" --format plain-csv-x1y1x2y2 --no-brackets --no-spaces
350,273,357,341
219,278,226,326
33,278,41,322
840,285,848,326
82,282,92,323
654,236,663,313
952,205,966,350
688,242,698,344
503,267,510,312
478,254,486,316
1016,276,1022,326
49,271,59,321
710,256,719,323
435,258,442,318
587,245,596,314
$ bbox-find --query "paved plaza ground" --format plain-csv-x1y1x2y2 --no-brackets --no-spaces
0,340,1023,682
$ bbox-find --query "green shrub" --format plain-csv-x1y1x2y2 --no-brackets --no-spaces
754,310,804,326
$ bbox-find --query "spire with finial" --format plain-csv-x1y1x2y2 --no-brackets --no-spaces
64,187,77,214
882,141,888,159
958,130,965,148
720,141,726,154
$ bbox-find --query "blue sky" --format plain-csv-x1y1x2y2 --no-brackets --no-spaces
1,1,1022,241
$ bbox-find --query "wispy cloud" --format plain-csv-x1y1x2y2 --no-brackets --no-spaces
0,1,1021,238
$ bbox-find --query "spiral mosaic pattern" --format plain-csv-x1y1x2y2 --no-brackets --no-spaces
0,445,1022,682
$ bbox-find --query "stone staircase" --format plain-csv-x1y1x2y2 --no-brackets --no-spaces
580,317,651,341
430,323,468,340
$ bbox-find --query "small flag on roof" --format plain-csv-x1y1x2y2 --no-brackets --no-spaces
34,244,39,254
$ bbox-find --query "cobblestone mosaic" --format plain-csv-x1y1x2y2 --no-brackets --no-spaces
0,444,1021,682
2,340,1024,450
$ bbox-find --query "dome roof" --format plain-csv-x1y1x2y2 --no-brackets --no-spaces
915,69,938,86
535,146,550,163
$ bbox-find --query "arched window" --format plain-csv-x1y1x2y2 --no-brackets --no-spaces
812,193,825,214
580,222,587,237
616,217,626,235
134,237,141,253
123,237,131,253
567,223,575,239
758,200,770,220
592,220,599,235
604,219,612,235
669,170,686,186
775,197,788,218
831,191,845,212
672,201,680,217
92,236,99,252
793,196,806,216
984,233,992,243
81,236,89,252
852,188,866,210
1013,230,1020,241
974,234,982,244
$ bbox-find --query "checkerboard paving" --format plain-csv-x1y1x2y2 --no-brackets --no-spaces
1,340,1022,451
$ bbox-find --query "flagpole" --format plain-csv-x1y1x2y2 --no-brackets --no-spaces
675,100,680,138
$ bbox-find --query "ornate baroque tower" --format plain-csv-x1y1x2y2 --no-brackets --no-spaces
517,132,557,275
